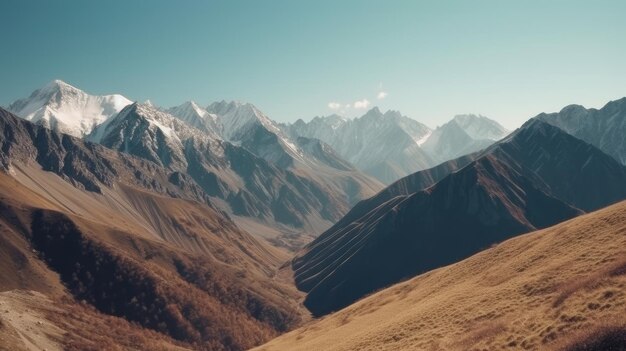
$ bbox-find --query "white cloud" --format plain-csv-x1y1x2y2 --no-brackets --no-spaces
377,91,388,100
328,102,341,110
353,99,370,109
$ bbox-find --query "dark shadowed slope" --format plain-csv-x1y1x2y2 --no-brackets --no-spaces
256,200,626,351
293,119,626,316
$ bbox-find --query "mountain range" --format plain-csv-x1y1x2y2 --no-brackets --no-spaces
7,80,384,251
292,116,626,315
2,80,626,351
283,110,509,183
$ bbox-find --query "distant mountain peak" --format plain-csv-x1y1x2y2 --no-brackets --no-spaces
43,79,76,92
368,106,382,114
207,100,280,142
451,113,509,141
453,113,485,123
165,101,220,137
306,114,350,127
284,107,434,184
7,79,132,138
382,109,403,119
536,96,626,165
361,106,383,119
172,100,209,116
558,104,587,114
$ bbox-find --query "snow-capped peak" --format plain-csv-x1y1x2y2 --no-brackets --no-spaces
166,100,219,135
207,100,281,141
42,79,77,94
7,79,132,138
90,101,214,145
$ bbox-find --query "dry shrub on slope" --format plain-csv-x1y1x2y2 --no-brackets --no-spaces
30,209,298,351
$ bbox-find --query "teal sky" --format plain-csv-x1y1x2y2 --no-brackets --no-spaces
1,0,625,128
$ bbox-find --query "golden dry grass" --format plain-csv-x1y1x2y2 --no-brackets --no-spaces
254,200,626,351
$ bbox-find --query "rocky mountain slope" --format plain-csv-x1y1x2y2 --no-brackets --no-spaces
0,108,307,350
537,97,626,165
88,102,381,250
292,119,626,316
8,82,383,250
256,200,626,351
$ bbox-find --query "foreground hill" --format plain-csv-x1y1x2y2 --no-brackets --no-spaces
256,200,626,351
293,119,626,315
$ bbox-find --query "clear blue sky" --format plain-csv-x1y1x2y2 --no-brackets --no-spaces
1,0,625,128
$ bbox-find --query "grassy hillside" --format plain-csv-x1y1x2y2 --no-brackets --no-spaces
256,200,626,351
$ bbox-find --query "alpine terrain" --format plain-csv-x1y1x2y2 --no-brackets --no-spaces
8,81,384,251
284,109,508,184
291,110,626,316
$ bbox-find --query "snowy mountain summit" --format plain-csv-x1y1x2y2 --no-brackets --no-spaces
7,80,132,137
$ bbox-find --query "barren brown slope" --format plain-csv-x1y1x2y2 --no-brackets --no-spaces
255,200,626,351
0,166,306,350
0,116,309,351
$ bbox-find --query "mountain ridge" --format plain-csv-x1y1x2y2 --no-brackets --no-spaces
537,97,626,165
292,118,626,315
283,107,508,183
